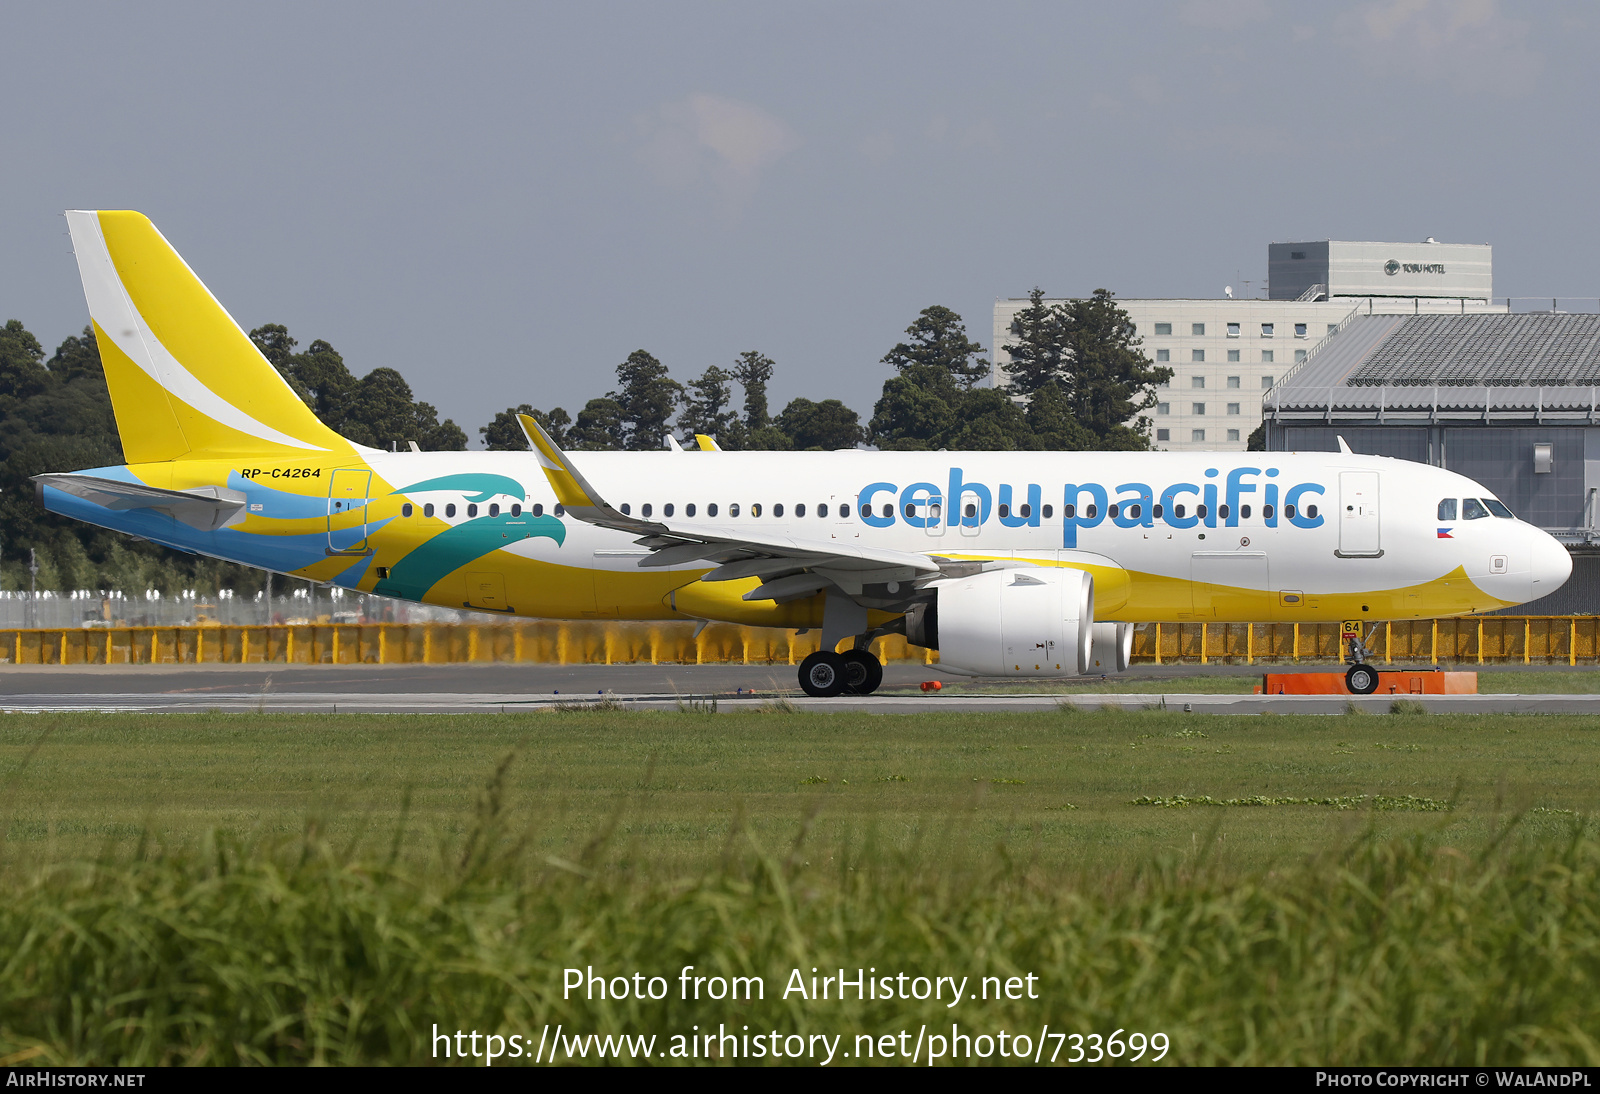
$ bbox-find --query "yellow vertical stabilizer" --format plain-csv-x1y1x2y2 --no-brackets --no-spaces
65,210,356,463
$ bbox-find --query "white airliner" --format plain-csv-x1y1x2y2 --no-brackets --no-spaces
32,211,1573,696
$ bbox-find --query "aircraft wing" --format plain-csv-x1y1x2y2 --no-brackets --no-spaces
33,474,248,532
518,415,941,602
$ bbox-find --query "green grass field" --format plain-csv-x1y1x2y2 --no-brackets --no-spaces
0,707,1597,1066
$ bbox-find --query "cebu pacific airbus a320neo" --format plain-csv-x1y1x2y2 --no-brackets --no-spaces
33,211,1573,696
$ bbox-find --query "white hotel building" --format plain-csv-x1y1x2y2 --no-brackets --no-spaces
990,238,1505,451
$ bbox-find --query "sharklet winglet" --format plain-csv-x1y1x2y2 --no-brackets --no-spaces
516,414,666,536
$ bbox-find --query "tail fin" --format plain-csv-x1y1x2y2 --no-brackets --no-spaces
64,210,355,464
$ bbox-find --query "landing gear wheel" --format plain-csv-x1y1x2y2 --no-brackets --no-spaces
840,649,884,696
798,651,848,698
1345,663,1380,695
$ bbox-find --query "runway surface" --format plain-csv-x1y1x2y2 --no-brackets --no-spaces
0,662,1595,715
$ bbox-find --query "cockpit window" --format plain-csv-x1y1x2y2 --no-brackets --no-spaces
1462,498,1490,520
1483,498,1514,519
1437,498,1457,521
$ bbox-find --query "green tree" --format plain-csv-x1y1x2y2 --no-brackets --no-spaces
867,373,957,450
944,388,1031,451
882,305,989,390
678,365,738,444
1023,381,1094,451
569,397,626,450
1001,289,1171,449
0,319,50,400
998,289,1063,397
1055,289,1171,447
609,350,682,451
481,404,571,450
289,339,358,430
730,351,774,432
776,398,864,451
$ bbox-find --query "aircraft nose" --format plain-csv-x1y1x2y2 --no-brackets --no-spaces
1529,528,1572,599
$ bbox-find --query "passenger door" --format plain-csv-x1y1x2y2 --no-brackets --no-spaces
327,469,370,554
1337,471,1382,557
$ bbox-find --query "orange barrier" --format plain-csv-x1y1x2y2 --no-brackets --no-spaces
1257,671,1478,695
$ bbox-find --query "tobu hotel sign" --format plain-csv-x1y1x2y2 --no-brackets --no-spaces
1386,259,1446,275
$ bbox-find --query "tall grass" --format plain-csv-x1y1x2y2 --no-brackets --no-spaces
0,765,1595,1066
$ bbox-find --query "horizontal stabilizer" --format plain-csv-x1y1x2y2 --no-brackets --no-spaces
34,474,247,531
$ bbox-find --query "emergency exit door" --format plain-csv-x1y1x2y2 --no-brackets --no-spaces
1336,471,1382,557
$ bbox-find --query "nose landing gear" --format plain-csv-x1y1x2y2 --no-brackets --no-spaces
1342,619,1381,695
797,646,884,697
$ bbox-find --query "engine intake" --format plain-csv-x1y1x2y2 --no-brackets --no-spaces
925,567,1094,677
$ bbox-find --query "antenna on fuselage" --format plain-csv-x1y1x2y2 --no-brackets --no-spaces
1336,436,1354,454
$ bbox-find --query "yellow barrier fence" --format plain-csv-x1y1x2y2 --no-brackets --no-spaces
1136,617,1595,667
0,622,934,667
0,617,1595,667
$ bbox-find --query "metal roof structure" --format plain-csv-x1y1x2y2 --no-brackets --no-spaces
1269,313,1600,422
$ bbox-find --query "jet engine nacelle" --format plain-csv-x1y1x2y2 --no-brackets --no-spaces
923,567,1094,677
1089,621,1133,673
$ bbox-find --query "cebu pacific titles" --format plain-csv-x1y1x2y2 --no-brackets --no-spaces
33,211,1572,696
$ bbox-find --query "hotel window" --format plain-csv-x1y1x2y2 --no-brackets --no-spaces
1192,429,1206,442
1156,428,1170,441
1227,429,1241,442
1227,376,1241,388
1328,323,1339,333
1295,349,1307,363
1295,323,1307,337
1156,349,1170,362
1227,323,1240,337
1192,402,1206,415
1191,376,1205,389
1191,349,1205,362
1154,322,1172,335
1227,403,1240,415
1261,350,1274,363
1157,402,1170,415
1262,375,1275,388
1227,349,1240,362
1191,323,1205,336
1261,323,1274,337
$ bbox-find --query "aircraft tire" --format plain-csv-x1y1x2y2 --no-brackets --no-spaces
1345,663,1380,695
841,649,884,696
798,651,848,698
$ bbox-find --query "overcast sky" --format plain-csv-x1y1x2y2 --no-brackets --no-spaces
3,0,1595,442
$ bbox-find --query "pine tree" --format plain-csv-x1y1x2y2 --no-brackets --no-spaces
609,350,682,450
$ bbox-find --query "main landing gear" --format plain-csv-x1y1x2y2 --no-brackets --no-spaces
797,647,884,698
1343,619,1380,695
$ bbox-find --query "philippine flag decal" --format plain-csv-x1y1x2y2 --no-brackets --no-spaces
1437,528,1454,539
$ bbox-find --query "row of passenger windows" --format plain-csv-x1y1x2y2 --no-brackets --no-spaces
400,502,566,519
1438,498,1514,520
1067,501,1311,521
619,502,852,518
394,497,1319,523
